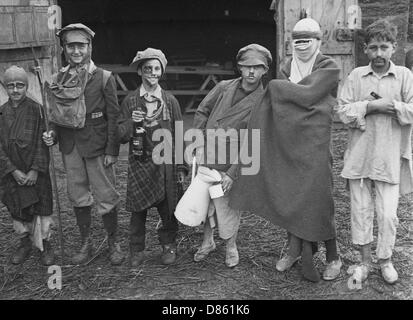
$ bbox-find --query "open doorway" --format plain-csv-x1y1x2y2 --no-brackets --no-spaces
57,0,277,110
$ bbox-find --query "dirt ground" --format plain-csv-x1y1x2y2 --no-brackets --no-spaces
0,126,412,300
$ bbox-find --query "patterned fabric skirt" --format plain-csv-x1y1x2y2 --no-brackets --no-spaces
126,154,166,213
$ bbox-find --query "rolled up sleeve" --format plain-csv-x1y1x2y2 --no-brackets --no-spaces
336,73,368,130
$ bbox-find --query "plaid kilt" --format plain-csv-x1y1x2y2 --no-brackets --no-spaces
1,172,53,221
125,154,165,212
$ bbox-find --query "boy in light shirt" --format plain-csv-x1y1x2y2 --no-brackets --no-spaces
337,19,413,284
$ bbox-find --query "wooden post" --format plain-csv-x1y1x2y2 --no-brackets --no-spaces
274,0,285,78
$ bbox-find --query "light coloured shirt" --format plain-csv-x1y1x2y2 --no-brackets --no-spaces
139,84,163,117
336,62,413,194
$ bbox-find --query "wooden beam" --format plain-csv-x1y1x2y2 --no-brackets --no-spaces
98,64,235,76
116,90,211,96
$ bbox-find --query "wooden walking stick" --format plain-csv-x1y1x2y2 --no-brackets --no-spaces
31,46,65,264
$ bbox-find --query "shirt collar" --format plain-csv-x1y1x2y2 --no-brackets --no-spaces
362,61,397,79
139,84,162,100
237,78,263,93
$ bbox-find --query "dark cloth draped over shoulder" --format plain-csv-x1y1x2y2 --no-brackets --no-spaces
0,97,53,222
229,54,340,242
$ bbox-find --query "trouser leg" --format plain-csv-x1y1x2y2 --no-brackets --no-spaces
325,238,339,263
349,179,375,246
62,146,94,208
374,181,399,260
130,210,147,252
287,232,302,258
201,218,214,246
156,198,178,246
302,240,320,282
85,155,120,215
213,194,241,240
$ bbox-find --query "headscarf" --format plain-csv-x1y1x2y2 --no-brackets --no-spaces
290,18,322,83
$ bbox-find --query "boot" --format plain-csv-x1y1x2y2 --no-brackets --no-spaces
72,206,93,265
161,243,177,265
11,234,32,265
103,208,125,265
130,247,145,267
40,239,55,266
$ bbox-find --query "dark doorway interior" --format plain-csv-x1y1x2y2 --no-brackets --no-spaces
58,0,276,68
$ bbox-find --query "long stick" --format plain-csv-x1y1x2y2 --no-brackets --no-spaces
31,47,65,264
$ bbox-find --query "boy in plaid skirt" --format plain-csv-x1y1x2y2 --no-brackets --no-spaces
118,48,188,267
0,66,54,266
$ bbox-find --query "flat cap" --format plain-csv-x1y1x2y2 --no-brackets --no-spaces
236,44,272,68
57,23,95,44
130,48,168,73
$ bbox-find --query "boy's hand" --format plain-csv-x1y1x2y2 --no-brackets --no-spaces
221,174,234,194
194,147,204,165
24,170,38,186
132,110,145,123
42,130,56,147
177,170,186,184
367,98,396,116
104,155,118,167
12,170,27,186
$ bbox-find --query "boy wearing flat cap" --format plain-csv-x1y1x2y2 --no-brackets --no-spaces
192,44,271,268
117,48,188,267
0,66,54,265
43,23,124,265
230,19,342,282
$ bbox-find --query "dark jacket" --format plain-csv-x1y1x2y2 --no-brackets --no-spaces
52,65,120,158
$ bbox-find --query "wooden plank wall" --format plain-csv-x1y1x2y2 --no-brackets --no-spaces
0,0,58,105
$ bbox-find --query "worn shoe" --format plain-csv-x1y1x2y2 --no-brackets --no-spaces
72,238,92,265
348,263,370,283
193,242,216,262
225,246,239,268
276,255,300,272
40,240,55,266
11,236,32,265
380,261,398,284
107,235,125,265
130,250,145,267
323,258,342,281
161,244,177,265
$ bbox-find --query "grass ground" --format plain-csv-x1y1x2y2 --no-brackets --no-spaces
0,126,412,300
